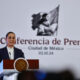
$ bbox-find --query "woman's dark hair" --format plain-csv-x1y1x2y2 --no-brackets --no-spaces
6,32,15,38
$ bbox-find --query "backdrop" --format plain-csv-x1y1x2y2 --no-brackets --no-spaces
0,0,80,79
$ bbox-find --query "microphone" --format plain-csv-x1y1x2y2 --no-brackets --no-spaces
9,52,11,55
9,52,11,59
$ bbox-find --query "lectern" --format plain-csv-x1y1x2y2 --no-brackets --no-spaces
0,59,39,80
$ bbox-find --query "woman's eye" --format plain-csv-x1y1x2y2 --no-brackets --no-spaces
8,37,15,39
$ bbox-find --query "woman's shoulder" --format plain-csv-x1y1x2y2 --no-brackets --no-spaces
14,47,22,51
0,47,6,51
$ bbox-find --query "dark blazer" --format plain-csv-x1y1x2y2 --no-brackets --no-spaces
0,46,24,62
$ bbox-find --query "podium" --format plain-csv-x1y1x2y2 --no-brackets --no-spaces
3,59,39,69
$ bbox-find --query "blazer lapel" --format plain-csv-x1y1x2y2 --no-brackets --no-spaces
14,47,17,60
4,47,10,59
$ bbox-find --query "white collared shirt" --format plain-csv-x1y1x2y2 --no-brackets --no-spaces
7,47,14,59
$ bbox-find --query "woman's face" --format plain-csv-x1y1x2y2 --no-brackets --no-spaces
6,33,16,48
